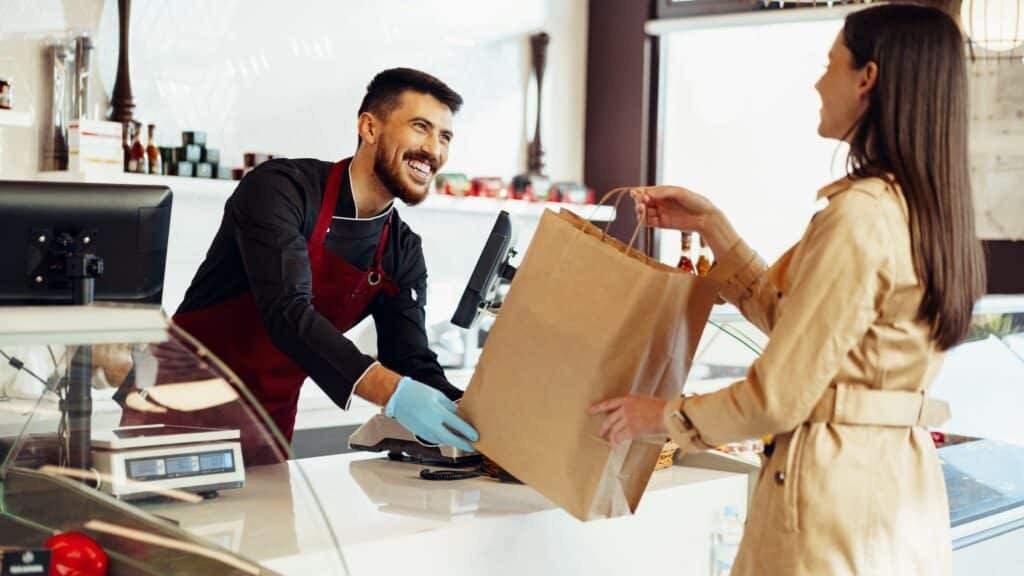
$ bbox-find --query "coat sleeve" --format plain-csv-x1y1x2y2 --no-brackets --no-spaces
671,191,893,449
709,239,782,335
371,234,462,401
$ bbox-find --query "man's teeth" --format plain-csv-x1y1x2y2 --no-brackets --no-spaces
407,159,431,176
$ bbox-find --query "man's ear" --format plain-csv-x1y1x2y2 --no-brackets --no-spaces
358,112,380,145
858,61,878,99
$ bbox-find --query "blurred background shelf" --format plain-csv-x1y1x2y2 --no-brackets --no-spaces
32,170,615,221
0,109,32,128
35,170,235,198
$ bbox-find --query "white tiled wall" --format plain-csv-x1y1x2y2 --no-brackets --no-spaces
0,0,588,183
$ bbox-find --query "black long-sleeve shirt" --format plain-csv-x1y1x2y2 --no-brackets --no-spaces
178,157,460,408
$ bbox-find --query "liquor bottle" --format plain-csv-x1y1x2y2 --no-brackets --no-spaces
128,120,147,174
697,234,712,276
121,122,131,172
125,120,146,172
677,231,696,274
146,124,162,175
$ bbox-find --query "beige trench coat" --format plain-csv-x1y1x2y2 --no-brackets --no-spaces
665,176,952,576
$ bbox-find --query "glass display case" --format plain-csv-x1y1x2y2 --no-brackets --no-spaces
0,304,348,575
1,296,1019,574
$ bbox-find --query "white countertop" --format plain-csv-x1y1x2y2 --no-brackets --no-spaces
142,452,748,576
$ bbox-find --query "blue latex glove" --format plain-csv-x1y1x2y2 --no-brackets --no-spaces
384,377,479,452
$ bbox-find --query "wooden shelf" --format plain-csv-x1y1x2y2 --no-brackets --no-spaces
415,194,617,222
0,109,32,128
33,171,617,221
34,170,236,199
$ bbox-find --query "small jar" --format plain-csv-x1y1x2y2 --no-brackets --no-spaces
0,77,12,110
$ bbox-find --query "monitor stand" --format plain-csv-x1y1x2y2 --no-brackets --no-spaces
64,253,103,471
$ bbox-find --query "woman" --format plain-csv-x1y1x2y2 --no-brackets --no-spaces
590,5,985,575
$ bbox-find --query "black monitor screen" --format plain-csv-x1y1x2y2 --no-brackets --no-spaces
0,180,172,305
451,211,514,328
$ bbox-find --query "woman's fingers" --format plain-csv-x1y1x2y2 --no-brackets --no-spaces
597,409,625,439
589,397,626,414
609,418,634,445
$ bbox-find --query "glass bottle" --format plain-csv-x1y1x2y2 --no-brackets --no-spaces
128,120,147,174
677,231,696,274
697,234,712,276
146,123,162,175
121,122,131,172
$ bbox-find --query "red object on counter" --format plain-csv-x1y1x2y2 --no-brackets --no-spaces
470,177,508,199
45,531,109,576
548,182,595,204
435,173,471,196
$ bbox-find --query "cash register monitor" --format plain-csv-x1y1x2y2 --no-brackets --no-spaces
0,180,172,305
451,210,516,328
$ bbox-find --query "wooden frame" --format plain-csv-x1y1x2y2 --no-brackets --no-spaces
655,0,761,18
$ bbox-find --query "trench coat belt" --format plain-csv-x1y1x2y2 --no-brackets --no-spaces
806,384,951,428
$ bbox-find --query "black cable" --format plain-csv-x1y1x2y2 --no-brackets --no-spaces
419,468,483,481
0,347,70,464
0,349,52,389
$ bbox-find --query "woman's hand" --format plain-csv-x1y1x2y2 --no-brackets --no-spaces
92,344,134,389
589,396,669,445
630,186,739,255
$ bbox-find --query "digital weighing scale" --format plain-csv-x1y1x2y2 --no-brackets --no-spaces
92,424,245,500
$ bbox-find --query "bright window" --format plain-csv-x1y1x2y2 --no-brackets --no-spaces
657,12,851,265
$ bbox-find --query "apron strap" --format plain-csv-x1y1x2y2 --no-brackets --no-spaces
372,211,394,269
309,159,347,260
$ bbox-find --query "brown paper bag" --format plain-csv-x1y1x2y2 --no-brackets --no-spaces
458,207,720,521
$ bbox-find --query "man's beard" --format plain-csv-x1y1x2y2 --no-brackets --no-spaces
373,144,433,207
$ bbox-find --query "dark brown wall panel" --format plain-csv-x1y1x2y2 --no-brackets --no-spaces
584,0,658,247
983,241,1024,294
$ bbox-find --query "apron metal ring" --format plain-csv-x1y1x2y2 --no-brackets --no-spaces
368,271,381,286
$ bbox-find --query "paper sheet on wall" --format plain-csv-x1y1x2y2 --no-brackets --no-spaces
968,59,1024,240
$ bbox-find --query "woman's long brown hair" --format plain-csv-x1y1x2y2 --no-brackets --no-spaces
843,4,986,350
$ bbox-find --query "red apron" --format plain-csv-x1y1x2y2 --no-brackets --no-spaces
169,158,398,454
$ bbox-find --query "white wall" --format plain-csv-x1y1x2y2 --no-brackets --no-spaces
0,0,588,183
0,0,108,176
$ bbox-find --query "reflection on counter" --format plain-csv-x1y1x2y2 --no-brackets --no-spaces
348,457,549,521
941,439,1024,528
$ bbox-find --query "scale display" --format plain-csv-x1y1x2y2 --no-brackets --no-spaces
126,449,235,481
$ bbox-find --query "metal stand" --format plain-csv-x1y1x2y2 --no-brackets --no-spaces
65,254,103,470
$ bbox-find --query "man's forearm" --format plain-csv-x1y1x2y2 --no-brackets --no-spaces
354,363,401,406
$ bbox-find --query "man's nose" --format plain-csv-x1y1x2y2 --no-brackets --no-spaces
420,133,441,159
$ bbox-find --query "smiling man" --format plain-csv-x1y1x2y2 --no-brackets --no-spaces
169,68,478,457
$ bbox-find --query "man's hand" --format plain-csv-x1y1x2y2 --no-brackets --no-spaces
92,344,134,389
589,395,669,446
385,377,479,452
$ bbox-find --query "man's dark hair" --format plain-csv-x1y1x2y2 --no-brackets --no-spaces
358,67,463,119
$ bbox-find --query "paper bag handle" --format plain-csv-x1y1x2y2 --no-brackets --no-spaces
594,187,647,258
